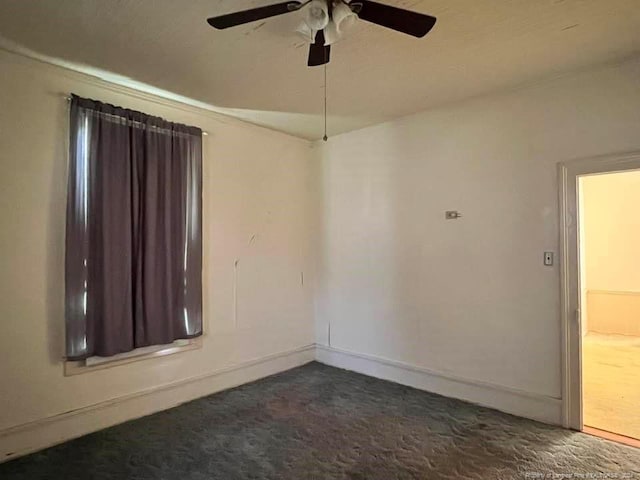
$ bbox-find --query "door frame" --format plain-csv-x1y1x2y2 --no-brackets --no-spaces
559,150,640,429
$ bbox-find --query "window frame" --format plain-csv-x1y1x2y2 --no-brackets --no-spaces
64,337,202,376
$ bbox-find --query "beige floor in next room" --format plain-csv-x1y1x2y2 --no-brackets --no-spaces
583,333,640,441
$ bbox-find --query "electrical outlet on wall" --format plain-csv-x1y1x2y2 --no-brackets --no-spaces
544,252,554,266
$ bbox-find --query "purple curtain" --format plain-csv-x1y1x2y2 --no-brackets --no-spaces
65,95,202,360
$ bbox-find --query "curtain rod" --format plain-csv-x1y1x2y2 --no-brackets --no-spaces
65,95,209,136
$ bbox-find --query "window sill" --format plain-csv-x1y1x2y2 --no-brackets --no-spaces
64,337,202,376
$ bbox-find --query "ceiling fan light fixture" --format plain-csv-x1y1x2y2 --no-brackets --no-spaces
296,21,316,43
332,2,358,34
306,0,329,30
323,19,340,45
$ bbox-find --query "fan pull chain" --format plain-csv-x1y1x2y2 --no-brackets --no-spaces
323,62,328,141
321,33,329,142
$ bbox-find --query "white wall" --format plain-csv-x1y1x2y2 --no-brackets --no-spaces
579,171,640,336
314,57,640,407
581,171,640,292
0,49,315,454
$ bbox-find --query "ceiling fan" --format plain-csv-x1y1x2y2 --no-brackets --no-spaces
207,0,437,67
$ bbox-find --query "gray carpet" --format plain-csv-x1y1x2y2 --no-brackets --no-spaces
1,362,639,479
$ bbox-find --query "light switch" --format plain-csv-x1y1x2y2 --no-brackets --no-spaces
544,252,554,266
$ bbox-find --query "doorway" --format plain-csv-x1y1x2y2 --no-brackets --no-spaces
559,151,640,447
579,171,640,442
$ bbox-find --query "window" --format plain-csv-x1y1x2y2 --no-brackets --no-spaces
65,95,203,363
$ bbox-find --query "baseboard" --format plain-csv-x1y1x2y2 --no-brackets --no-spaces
0,344,315,463
315,344,562,426
587,290,640,336
1,343,563,463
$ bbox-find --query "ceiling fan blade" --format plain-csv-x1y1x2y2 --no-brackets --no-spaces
308,30,331,67
207,1,302,29
355,0,436,38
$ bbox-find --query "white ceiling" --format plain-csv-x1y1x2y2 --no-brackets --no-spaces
0,0,639,140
